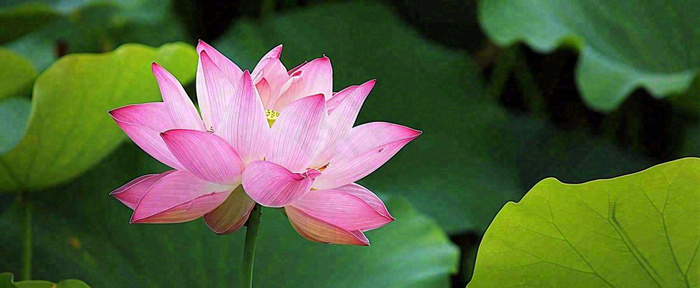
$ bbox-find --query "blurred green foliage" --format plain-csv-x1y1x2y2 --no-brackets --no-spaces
480,0,700,112
0,0,697,287
0,272,90,288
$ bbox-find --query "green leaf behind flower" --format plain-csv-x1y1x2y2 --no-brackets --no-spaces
469,158,700,287
0,143,459,288
0,42,197,193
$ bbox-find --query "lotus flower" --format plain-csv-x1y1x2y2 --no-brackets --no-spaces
110,41,419,245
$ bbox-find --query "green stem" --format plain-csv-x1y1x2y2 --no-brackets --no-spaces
242,204,262,288
20,191,32,280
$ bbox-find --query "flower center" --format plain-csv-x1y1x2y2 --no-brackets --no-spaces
265,109,279,127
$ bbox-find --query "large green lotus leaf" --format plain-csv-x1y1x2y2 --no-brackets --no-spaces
0,42,197,193
0,48,36,99
0,272,89,288
0,143,459,288
214,1,523,233
479,0,700,112
468,158,700,287
2,0,188,71
0,97,31,154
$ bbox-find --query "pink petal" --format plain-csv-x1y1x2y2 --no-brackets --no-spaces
241,161,318,207
326,80,375,114
290,189,393,231
270,56,332,111
152,63,204,131
310,80,375,168
197,50,235,132
131,171,233,223
252,44,283,76
109,103,184,170
110,171,175,209
267,94,327,172
286,206,369,246
196,40,243,85
204,185,255,234
254,59,289,109
256,78,272,108
220,71,270,165
333,183,393,222
313,122,421,189
161,129,243,185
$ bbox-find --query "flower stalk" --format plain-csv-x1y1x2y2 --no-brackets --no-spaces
242,204,262,288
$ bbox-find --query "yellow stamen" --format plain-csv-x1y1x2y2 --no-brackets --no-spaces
265,109,279,127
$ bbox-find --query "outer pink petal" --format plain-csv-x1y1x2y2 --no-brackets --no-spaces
220,71,270,165
270,56,332,111
268,94,327,172
252,44,283,76
333,183,393,223
204,185,255,234
313,122,421,189
131,171,233,223
109,103,184,170
161,129,243,185
110,171,175,209
152,63,204,131
198,50,235,132
290,189,393,231
310,80,375,168
286,206,369,246
241,161,319,207
196,40,243,85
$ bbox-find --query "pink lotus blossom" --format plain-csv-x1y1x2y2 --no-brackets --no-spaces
110,41,419,245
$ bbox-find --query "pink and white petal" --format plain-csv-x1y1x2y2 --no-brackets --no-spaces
256,78,272,108
131,171,234,224
161,129,243,185
196,56,213,129
152,63,204,131
241,161,318,207
198,50,236,132
220,71,270,165
204,185,255,234
252,44,283,76
110,171,175,209
333,183,393,221
196,40,243,85
310,80,375,168
290,189,393,231
109,103,184,170
313,122,421,189
271,56,332,111
286,206,369,246
256,59,289,105
267,94,327,172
